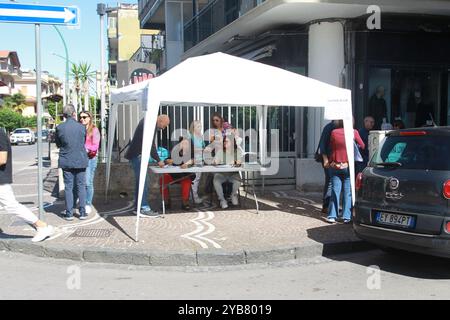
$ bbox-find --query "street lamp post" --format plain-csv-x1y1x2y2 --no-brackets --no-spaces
52,26,69,108
97,3,107,163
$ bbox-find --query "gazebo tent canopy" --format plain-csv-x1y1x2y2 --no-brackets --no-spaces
108,52,355,241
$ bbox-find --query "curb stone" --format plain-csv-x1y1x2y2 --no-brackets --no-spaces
0,238,374,267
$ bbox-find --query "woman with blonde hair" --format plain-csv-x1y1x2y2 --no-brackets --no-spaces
79,111,100,216
189,120,206,204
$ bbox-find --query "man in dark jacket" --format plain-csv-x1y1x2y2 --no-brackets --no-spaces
125,114,170,216
56,104,89,221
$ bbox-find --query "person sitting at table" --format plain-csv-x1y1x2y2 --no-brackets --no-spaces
189,120,206,204
213,133,242,209
160,138,195,211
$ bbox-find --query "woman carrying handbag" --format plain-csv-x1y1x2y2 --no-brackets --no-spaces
79,111,100,216
322,120,365,224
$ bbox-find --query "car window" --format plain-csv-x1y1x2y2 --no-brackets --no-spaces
13,129,30,134
371,135,450,171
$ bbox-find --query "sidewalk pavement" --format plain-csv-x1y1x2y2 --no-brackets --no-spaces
0,145,374,266
0,189,373,267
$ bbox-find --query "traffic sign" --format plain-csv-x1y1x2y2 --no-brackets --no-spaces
0,3,79,26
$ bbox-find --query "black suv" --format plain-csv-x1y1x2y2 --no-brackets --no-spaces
354,127,450,258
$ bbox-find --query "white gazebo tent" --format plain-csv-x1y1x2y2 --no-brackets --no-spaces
107,52,355,241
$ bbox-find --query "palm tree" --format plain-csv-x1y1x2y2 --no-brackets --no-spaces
70,63,81,113
78,62,96,112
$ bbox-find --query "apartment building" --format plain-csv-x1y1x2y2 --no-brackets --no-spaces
137,0,450,190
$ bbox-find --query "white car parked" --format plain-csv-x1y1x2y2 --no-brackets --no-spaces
10,128,36,145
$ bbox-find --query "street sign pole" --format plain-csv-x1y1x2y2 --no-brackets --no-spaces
35,23,44,221
0,3,80,221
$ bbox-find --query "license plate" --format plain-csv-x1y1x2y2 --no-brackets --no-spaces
375,212,415,228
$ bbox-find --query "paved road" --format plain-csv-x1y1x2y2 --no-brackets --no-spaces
0,249,449,300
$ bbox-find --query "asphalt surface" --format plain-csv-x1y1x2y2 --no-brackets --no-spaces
0,249,449,300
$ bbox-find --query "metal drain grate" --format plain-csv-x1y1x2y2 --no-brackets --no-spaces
70,228,114,238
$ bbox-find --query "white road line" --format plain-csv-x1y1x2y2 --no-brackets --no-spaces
194,211,221,249
181,212,209,248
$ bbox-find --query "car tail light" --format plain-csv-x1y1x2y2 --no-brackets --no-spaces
444,180,450,200
445,221,450,234
356,173,363,191
399,131,427,136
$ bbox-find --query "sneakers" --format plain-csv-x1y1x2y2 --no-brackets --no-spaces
85,205,92,214
231,195,239,206
326,217,337,224
193,196,203,205
32,225,55,242
343,219,352,224
79,214,88,221
64,215,74,221
181,201,191,211
136,207,160,218
220,200,228,209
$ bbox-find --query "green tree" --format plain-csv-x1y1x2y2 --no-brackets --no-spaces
0,108,22,132
78,62,95,112
2,93,27,113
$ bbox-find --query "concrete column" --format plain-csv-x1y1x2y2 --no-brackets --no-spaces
306,21,345,157
165,1,185,69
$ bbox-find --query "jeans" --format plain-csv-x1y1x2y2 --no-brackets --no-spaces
63,168,86,217
191,173,202,200
213,173,241,201
130,156,150,209
0,184,39,224
328,167,352,221
85,157,98,206
322,167,332,209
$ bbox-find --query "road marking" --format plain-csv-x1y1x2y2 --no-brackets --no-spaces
182,210,222,249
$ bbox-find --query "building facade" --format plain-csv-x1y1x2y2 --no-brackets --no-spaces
138,0,450,190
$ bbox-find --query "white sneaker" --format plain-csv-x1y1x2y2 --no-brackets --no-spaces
193,195,203,205
231,195,239,206
32,225,55,242
85,205,92,214
220,200,228,209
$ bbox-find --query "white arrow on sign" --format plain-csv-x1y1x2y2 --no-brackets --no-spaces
0,7,76,23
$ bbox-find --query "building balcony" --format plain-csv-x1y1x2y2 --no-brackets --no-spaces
184,0,261,52
0,62,14,75
139,0,165,29
11,66,22,80
108,27,118,39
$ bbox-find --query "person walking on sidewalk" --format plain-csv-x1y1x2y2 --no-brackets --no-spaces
79,111,100,215
0,128,54,242
125,114,170,216
56,104,89,221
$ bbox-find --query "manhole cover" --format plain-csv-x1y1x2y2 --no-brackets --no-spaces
70,228,114,238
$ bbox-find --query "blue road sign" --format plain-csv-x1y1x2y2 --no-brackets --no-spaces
0,3,79,26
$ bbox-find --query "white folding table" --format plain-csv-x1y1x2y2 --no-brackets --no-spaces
149,164,264,215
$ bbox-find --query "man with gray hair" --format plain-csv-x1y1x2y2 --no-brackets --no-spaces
55,104,89,220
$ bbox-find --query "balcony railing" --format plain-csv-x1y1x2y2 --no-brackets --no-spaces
138,0,160,22
184,0,261,51
12,66,22,78
0,62,14,74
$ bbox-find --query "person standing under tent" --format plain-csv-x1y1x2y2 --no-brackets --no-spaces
125,115,170,216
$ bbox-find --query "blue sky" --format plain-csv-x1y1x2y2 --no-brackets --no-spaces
0,0,132,80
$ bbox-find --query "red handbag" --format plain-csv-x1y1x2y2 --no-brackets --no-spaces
87,150,97,159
